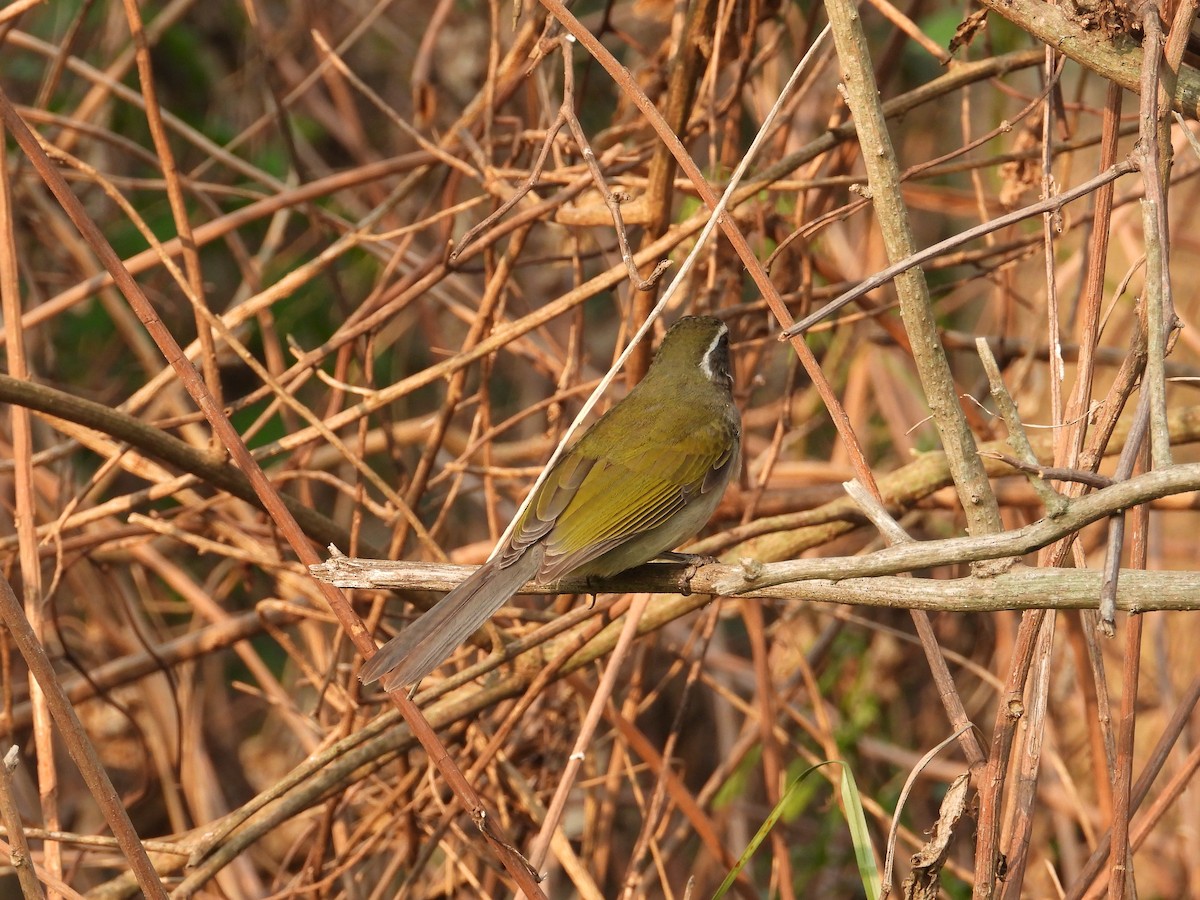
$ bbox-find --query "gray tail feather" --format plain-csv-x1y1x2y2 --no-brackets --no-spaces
359,550,541,689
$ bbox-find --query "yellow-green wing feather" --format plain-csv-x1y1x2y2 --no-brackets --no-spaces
532,406,736,578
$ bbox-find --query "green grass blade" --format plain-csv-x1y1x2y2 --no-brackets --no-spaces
839,760,882,899
712,759,881,900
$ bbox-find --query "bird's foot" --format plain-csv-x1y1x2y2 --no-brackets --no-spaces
580,576,601,607
655,552,717,595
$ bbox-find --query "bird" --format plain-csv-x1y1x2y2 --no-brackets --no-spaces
359,315,741,690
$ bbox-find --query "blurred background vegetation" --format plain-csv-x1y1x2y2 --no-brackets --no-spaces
1,0,1199,897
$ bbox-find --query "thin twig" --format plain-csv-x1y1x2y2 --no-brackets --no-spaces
554,38,670,291
0,746,45,899
785,160,1137,335
977,338,1069,515
976,452,1113,490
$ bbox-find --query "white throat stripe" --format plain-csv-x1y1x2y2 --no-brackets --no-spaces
700,324,728,381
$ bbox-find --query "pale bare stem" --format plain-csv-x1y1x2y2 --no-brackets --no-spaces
734,460,1200,591
1140,183,1173,429
311,554,1200,614
976,337,1069,515
973,605,1045,900
1042,46,1065,443
1164,0,1200,71
824,0,1002,803
1101,385,1152,636
1174,110,1200,157
1073,606,1120,828
1097,2,1174,633
1137,4,1175,472
843,478,912,545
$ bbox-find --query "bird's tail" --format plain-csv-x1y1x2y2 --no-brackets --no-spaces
358,549,542,690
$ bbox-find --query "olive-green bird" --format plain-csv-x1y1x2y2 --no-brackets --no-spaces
359,316,741,690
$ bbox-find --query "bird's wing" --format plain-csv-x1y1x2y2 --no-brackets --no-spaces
535,414,738,580
495,449,596,567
